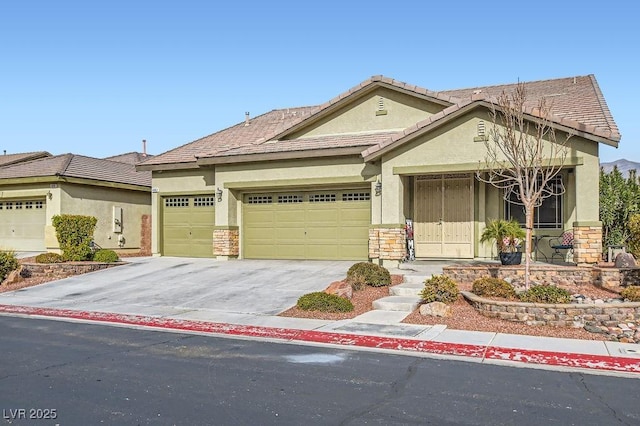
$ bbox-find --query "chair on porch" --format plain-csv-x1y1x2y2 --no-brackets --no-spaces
549,231,574,263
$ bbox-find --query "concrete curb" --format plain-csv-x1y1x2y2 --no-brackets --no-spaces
1,304,639,374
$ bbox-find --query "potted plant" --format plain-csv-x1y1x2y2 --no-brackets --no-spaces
480,218,526,265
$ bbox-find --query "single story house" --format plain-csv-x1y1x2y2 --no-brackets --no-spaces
138,75,620,266
0,153,152,254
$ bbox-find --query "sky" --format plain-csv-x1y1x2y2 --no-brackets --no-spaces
1,1,638,163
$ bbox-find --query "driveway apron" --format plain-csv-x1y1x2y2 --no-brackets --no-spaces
0,258,354,317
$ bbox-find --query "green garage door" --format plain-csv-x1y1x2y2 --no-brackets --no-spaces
0,199,46,251
162,195,215,258
243,189,371,260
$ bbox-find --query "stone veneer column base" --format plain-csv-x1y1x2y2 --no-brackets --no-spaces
573,223,602,265
368,225,405,262
213,227,239,257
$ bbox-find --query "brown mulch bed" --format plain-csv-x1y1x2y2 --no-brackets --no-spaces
279,274,625,341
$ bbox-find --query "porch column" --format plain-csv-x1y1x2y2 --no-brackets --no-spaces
368,172,406,267
213,184,239,260
572,156,602,264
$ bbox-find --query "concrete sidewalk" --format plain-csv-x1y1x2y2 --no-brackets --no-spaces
1,301,639,376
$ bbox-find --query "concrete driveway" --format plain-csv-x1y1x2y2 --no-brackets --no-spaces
0,257,354,320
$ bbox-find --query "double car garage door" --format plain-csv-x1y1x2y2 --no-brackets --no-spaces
162,189,371,260
243,189,371,260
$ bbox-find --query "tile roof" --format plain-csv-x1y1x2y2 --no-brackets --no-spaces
441,75,620,141
0,151,51,167
0,154,151,187
143,74,620,167
139,107,318,167
104,152,155,165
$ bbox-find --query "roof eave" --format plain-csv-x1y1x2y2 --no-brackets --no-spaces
196,146,365,166
136,161,200,172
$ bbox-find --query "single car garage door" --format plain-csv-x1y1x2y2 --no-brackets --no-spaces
243,189,371,260
162,195,215,258
0,199,46,251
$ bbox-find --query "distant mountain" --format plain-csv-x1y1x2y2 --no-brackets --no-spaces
600,159,640,177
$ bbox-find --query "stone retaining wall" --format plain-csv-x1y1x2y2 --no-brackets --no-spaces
443,264,640,289
462,291,640,328
22,262,125,280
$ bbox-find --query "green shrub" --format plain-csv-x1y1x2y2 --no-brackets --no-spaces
35,252,64,264
472,277,517,299
0,251,19,282
628,214,640,259
346,262,391,287
93,249,119,263
519,285,571,304
621,286,640,302
296,292,354,313
420,275,459,304
52,214,98,261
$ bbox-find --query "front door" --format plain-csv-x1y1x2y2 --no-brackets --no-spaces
413,174,473,258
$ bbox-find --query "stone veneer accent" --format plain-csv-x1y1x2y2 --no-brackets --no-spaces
21,262,124,280
444,264,640,289
572,225,602,265
462,291,640,328
369,226,405,260
139,214,151,256
213,228,239,257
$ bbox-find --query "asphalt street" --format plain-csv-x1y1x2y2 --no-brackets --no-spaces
1,316,639,425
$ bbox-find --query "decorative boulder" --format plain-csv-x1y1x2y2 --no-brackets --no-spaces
615,252,636,268
325,280,353,300
419,301,452,317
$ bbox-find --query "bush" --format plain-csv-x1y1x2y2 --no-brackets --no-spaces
621,286,640,302
519,285,571,304
35,252,64,264
52,214,98,261
0,251,19,282
346,262,391,287
93,249,119,263
628,214,640,259
420,275,459,304
472,277,517,299
296,292,354,313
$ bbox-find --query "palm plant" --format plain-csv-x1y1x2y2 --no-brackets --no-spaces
480,219,526,253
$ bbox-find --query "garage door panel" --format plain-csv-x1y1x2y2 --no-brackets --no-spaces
162,196,215,258
243,190,370,260
0,199,46,251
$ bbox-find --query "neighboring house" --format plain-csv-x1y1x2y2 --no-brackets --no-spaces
138,75,620,266
0,153,151,254
104,151,154,165
0,151,51,167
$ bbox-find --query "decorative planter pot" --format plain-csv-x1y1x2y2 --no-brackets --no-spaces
499,252,522,265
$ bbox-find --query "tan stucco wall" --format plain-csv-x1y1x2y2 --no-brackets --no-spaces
59,183,151,251
289,87,446,139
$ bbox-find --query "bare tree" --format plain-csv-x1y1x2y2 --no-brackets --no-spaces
477,83,571,289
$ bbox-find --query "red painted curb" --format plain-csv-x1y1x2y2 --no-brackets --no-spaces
1,304,639,374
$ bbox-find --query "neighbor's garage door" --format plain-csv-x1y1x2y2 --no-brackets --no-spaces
0,199,46,251
162,195,215,258
243,189,371,260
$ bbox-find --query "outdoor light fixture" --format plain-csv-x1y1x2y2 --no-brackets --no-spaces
375,180,382,196
216,188,223,202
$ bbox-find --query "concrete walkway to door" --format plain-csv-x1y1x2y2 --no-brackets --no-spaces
0,257,354,323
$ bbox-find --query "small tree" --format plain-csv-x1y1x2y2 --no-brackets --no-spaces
477,83,571,289
52,214,98,261
600,166,640,250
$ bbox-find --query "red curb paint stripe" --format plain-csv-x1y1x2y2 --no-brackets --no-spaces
2,304,639,374
485,347,640,374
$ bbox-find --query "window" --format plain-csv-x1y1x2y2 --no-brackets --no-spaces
309,193,336,203
504,177,563,229
247,195,273,204
278,195,303,203
342,192,370,201
194,196,215,207
165,197,189,207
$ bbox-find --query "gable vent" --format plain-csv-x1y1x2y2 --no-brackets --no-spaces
376,96,388,116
